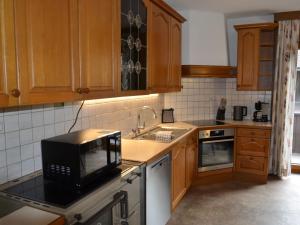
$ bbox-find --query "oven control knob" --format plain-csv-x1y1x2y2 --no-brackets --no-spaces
74,213,82,221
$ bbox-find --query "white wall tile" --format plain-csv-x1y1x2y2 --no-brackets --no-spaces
0,167,7,184
5,131,20,149
21,158,34,176
0,133,5,150
19,113,32,130
7,162,21,180
43,110,54,125
32,111,44,127
4,115,19,132
6,147,21,165
21,144,34,160
20,129,33,145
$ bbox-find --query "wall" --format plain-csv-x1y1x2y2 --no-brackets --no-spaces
180,10,229,65
0,95,164,184
226,15,274,66
164,78,272,121
293,115,300,154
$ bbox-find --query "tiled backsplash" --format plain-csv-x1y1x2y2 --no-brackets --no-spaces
0,94,163,184
165,78,272,121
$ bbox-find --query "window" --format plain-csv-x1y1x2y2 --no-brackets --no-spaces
295,50,300,109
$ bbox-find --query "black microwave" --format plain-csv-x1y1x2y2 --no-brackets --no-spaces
41,129,121,189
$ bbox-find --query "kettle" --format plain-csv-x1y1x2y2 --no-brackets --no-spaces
233,106,247,121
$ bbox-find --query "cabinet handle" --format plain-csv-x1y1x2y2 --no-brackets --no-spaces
76,88,90,94
76,88,83,94
11,89,21,98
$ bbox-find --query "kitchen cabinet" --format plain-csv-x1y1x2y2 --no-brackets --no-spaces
0,0,18,107
78,0,118,99
235,127,271,183
185,130,198,189
14,0,80,105
172,138,187,210
171,131,197,210
120,0,149,93
149,0,185,93
235,23,277,91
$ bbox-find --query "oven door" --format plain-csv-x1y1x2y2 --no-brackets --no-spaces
199,137,234,172
75,191,129,225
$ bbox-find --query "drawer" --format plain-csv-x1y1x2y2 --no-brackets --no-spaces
236,155,268,175
237,128,271,138
236,137,270,157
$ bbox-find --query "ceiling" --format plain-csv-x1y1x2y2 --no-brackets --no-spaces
165,0,300,17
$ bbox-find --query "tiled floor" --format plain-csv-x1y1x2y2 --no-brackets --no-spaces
167,174,300,225
292,153,300,165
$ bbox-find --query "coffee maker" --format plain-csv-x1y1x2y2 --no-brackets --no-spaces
253,101,270,122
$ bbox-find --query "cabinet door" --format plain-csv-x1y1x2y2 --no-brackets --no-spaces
78,0,117,99
169,18,182,92
236,155,268,176
149,3,171,92
185,131,198,189
236,137,270,157
14,0,79,105
237,29,259,91
0,0,18,107
172,139,186,209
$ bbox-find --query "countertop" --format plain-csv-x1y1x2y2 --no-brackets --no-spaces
121,120,272,163
0,196,64,225
122,122,198,164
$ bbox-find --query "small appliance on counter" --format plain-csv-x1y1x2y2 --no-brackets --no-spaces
233,106,247,121
41,129,121,190
216,98,226,120
162,108,174,123
253,101,270,122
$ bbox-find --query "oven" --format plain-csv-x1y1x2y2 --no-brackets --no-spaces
198,128,234,172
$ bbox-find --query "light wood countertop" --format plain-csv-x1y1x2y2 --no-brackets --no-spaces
222,120,272,129
0,206,64,225
122,122,198,164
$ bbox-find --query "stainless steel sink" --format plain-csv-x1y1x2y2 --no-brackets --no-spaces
132,126,191,142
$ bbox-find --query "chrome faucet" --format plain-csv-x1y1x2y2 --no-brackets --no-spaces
132,106,158,136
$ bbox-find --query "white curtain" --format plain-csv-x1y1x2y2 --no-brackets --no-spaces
270,20,300,177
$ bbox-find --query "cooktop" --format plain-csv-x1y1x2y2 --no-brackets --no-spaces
2,163,133,209
184,120,226,127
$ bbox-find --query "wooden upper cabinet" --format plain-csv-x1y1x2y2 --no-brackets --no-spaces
169,18,182,91
0,0,18,107
78,0,117,99
235,23,277,91
149,3,171,92
14,0,80,105
149,1,185,93
236,28,260,90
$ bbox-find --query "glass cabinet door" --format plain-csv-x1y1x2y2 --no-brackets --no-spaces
121,0,147,91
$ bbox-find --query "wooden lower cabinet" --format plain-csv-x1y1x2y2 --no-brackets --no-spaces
235,127,271,183
171,130,198,210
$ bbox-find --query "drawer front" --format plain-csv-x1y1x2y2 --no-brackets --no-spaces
236,137,270,157
237,128,271,138
236,155,268,175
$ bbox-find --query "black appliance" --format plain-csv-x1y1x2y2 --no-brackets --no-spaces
162,108,174,123
41,129,121,190
198,128,234,172
233,106,247,121
253,101,270,122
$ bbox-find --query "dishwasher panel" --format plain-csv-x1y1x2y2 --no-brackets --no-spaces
146,154,171,225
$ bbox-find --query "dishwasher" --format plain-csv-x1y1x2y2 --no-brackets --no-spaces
146,154,171,225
